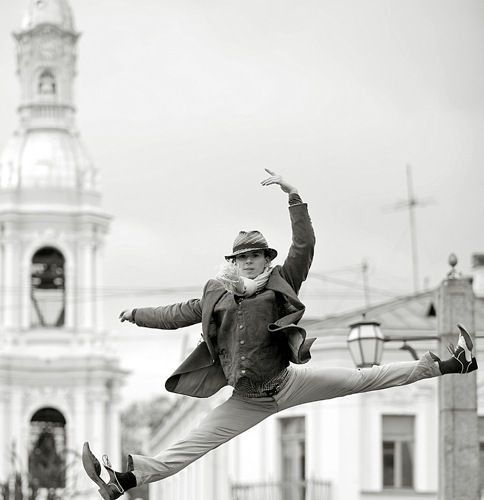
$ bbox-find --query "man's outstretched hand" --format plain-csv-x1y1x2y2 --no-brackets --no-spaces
260,168,298,195
119,309,135,323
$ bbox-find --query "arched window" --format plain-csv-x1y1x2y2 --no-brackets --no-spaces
31,247,65,327
38,70,56,95
29,408,66,491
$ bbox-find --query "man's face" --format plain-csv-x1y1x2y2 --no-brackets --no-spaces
235,250,269,279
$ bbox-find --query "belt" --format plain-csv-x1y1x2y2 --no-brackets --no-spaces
262,386,281,397
234,369,289,399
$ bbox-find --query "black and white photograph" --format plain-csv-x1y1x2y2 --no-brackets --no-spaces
0,1,483,499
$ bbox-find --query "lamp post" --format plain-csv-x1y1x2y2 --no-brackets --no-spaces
347,318,438,368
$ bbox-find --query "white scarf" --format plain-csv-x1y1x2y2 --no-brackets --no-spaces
216,263,273,297
241,266,273,296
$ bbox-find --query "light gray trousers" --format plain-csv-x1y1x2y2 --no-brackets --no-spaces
131,352,440,485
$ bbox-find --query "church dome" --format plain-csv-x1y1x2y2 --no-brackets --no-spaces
0,130,97,192
21,0,75,32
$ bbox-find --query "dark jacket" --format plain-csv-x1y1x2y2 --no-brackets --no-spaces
134,202,316,398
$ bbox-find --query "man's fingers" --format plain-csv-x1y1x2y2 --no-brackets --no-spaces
264,168,276,175
119,310,132,322
261,178,280,186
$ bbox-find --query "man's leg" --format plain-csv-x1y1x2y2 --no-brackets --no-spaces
276,352,440,411
131,394,277,485
276,324,478,411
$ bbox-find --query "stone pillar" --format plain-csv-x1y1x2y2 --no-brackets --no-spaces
65,260,76,330
3,239,17,329
0,233,3,329
20,259,30,330
9,389,22,474
0,390,8,483
94,243,104,333
437,271,479,500
88,387,106,456
74,389,87,451
107,388,121,467
79,240,94,331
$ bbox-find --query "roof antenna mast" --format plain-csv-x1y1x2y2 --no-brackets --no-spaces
385,165,433,294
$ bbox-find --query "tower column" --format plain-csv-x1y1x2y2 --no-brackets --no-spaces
3,237,19,330
79,240,94,331
88,388,107,454
21,258,30,330
0,390,9,483
94,243,105,332
9,389,22,473
0,233,3,329
108,390,122,467
74,389,87,448
65,260,75,330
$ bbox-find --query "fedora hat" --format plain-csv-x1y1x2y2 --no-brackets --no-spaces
225,230,278,261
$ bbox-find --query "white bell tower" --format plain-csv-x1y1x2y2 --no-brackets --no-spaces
0,1,126,497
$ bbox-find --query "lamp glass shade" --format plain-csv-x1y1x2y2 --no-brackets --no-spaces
347,321,384,368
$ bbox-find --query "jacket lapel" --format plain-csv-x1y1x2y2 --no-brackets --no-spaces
266,267,304,310
201,283,226,359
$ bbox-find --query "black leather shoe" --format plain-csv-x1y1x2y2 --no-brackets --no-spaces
82,442,125,500
102,454,127,497
449,324,478,374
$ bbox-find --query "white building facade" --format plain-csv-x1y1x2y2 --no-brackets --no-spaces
148,287,484,500
0,1,125,498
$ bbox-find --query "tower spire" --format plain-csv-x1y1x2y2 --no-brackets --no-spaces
0,0,97,193
0,0,110,335
21,0,75,33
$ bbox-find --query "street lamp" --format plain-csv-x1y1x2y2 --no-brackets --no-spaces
347,318,440,368
347,320,384,368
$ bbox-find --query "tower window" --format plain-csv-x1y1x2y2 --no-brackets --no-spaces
38,70,56,95
31,247,65,328
29,407,66,491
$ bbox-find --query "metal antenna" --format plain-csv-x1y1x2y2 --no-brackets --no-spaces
382,165,434,293
362,258,370,308
406,165,420,293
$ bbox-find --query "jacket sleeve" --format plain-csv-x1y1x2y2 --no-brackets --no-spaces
133,299,202,330
279,203,315,295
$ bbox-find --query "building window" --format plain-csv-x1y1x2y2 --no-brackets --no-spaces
38,70,56,95
382,415,415,489
31,247,65,327
280,416,306,500
29,407,66,491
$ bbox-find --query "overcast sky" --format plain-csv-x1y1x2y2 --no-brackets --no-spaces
1,0,483,402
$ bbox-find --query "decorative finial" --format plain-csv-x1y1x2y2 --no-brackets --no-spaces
447,253,458,279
